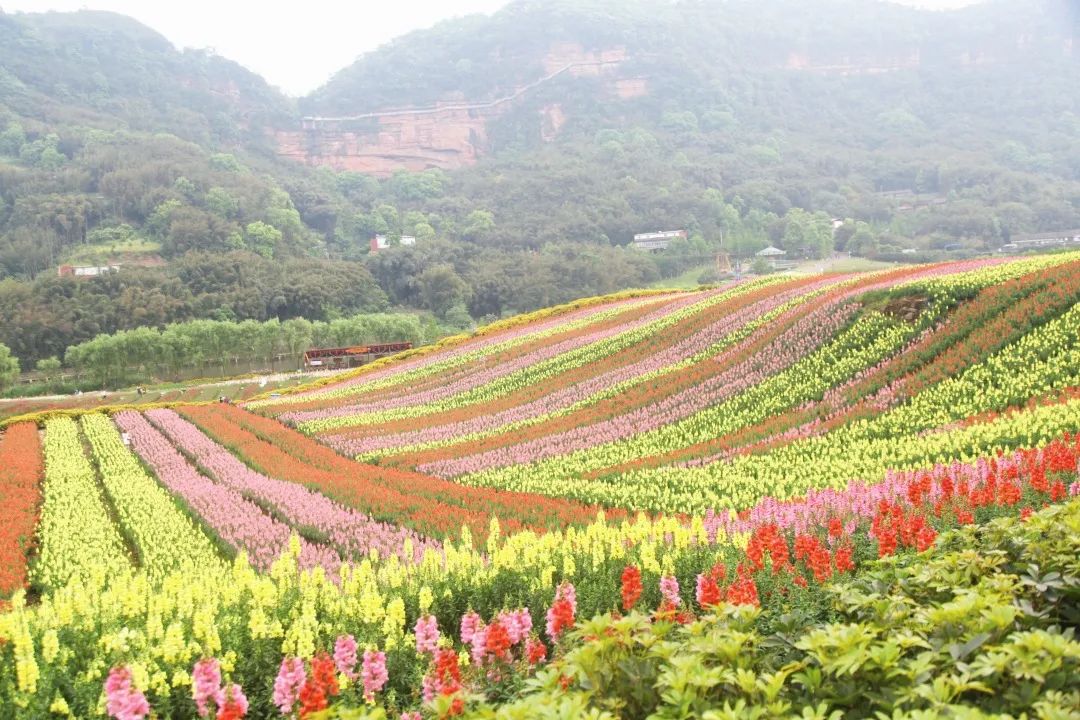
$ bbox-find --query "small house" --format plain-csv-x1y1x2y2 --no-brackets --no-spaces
370,235,417,252
632,230,687,252
58,264,121,278
755,246,794,270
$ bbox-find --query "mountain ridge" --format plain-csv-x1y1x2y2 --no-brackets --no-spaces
1,0,1079,372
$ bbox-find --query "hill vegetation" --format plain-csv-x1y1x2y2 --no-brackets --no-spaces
1,0,1078,375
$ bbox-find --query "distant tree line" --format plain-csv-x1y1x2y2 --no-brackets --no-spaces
60,313,430,386
1,0,1079,380
0,252,388,367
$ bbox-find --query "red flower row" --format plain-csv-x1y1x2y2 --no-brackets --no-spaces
0,423,43,600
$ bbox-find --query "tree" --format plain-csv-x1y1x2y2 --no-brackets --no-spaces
782,208,833,260
413,222,437,242
205,187,238,218
0,344,20,391
443,303,474,331
35,356,62,382
848,224,879,257
750,257,773,275
280,318,314,368
418,264,471,318
833,220,857,252
244,221,282,259
0,123,26,156
462,210,495,242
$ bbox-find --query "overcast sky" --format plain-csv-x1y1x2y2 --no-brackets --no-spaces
3,0,984,96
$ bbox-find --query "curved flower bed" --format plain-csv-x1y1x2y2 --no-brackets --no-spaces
115,410,336,571
144,409,436,562
180,404,615,540
3,431,1076,717
0,424,42,599
32,417,131,591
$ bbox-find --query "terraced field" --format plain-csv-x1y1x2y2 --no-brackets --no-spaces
2,254,1079,718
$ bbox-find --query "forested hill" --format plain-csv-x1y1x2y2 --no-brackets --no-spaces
0,10,293,145
1,1,1079,374
305,0,1075,116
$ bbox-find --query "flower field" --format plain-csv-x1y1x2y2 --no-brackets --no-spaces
2,254,1080,718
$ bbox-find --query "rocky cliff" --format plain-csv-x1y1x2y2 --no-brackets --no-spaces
275,43,635,176
275,106,489,175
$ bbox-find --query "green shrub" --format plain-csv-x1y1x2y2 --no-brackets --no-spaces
333,500,1080,719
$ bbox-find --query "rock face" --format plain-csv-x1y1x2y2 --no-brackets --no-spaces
275,106,490,175
540,104,566,142
276,43,635,176
783,50,923,75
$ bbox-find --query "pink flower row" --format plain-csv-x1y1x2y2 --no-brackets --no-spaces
282,291,714,424
330,277,840,456
347,293,720,406
143,409,438,562
114,411,336,571
420,297,859,477
281,294,672,403
420,260,1007,477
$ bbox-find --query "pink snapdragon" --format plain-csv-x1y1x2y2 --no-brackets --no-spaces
498,608,532,644
104,666,151,720
459,610,481,644
659,575,681,607
333,634,359,680
469,624,489,665
415,615,440,654
192,658,224,718
272,657,306,715
360,650,389,701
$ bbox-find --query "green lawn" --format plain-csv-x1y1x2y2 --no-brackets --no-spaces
789,257,903,274
0,372,325,423
650,263,717,289
64,238,162,264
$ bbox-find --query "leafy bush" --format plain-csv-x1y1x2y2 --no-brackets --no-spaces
331,500,1080,719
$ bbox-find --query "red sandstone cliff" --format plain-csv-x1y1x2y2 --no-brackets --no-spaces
275,43,636,176
276,106,488,175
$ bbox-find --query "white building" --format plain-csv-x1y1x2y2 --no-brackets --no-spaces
370,234,418,252
1007,230,1080,249
58,264,121,278
632,230,687,251
755,245,794,270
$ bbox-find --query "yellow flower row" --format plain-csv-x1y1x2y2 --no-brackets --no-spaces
0,509,726,713
300,278,785,432
256,292,680,408
32,417,132,592
80,413,227,579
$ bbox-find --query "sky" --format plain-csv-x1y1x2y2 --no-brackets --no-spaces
3,0,985,96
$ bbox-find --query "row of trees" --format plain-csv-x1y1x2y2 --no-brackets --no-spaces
0,344,18,392
61,313,431,386
0,252,389,368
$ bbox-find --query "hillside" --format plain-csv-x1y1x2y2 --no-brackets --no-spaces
2,0,1080,377
252,253,1080,514
0,10,293,144
1,254,1079,716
